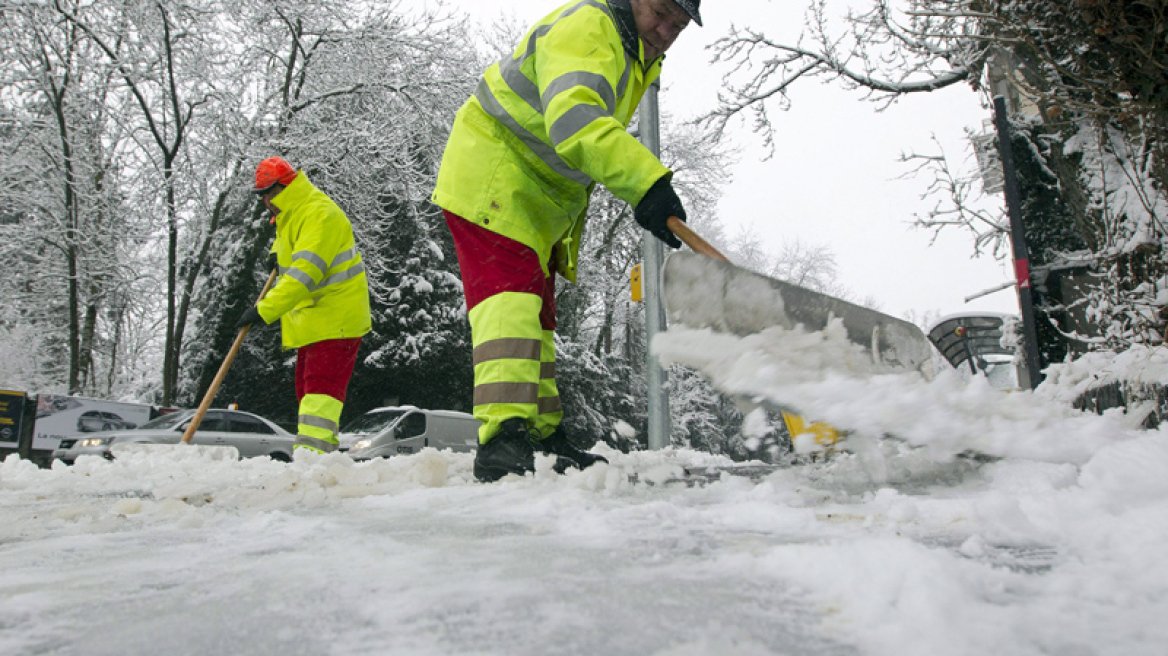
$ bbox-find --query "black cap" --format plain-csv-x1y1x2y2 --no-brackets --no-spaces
674,0,702,27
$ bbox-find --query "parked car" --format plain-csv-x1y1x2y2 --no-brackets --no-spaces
340,406,479,460
52,408,295,464
76,410,137,433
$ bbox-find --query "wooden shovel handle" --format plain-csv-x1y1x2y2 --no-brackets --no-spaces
667,216,730,263
181,268,279,444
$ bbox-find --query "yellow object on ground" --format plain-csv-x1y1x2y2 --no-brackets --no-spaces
781,411,844,456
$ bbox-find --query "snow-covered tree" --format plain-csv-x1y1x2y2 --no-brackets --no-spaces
704,0,1168,365
0,1,151,397
184,1,481,424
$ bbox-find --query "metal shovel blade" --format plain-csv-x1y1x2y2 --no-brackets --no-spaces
662,251,934,377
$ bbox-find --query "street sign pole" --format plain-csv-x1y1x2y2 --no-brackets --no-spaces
992,95,1044,389
639,80,672,450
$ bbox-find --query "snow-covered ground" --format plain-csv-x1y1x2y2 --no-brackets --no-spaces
4,328,1168,655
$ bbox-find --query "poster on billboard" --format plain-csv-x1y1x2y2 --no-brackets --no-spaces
33,395,155,451
0,389,26,448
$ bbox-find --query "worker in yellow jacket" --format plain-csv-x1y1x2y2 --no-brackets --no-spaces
236,157,371,454
432,0,702,482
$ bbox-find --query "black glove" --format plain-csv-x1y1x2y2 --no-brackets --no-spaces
634,176,684,249
234,306,269,331
266,252,279,273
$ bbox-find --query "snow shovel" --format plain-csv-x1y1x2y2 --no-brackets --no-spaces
182,268,280,444
661,216,934,377
112,269,279,462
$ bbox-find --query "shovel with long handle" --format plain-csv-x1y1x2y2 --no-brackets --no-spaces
667,216,729,263
181,268,279,444
662,216,934,377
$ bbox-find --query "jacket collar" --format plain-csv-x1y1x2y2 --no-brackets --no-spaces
269,172,312,225
608,0,656,64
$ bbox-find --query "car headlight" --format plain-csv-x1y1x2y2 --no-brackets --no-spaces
352,439,372,450
78,437,112,448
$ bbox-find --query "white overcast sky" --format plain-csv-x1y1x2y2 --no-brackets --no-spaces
432,0,1020,322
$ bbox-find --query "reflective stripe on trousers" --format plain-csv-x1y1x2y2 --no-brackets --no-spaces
295,393,343,453
470,296,563,442
446,211,562,443
291,337,361,453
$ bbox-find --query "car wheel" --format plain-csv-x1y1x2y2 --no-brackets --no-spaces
269,451,292,463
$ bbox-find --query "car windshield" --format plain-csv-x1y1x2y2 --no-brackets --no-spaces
137,410,195,430
341,409,407,435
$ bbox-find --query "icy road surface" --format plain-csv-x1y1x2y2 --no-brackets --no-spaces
3,432,1168,656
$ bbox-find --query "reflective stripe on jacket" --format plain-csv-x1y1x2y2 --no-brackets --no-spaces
257,173,372,349
431,0,671,284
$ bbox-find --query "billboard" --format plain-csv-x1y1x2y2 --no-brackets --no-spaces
33,395,155,451
0,390,26,448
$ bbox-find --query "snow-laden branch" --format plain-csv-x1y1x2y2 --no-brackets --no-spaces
701,0,988,151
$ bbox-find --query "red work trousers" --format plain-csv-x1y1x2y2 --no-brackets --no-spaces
444,210,563,440
295,337,362,403
443,210,556,329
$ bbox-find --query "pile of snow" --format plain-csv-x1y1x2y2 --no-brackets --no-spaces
655,322,1138,464
1038,343,1168,404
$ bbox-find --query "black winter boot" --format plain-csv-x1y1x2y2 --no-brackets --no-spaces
533,427,609,470
474,418,536,482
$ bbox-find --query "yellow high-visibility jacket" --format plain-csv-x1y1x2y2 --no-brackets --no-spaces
257,173,372,349
431,0,671,284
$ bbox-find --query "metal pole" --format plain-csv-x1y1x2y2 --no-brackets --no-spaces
639,80,671,450
992,95,1043,389
19,393,35,462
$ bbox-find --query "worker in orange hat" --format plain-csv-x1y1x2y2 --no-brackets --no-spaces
236,156,371,454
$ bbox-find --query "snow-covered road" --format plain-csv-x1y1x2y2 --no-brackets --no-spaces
4,431,1167,656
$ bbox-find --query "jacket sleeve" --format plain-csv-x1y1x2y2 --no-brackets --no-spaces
535,10,670,206
256,205,348,322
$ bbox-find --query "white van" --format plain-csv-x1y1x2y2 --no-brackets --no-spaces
340,406,479,460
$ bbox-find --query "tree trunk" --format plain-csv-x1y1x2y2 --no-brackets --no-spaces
172,181,236,406
51,88,82,395
163,165,178,405
78,294,98,393
106,300,125,396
